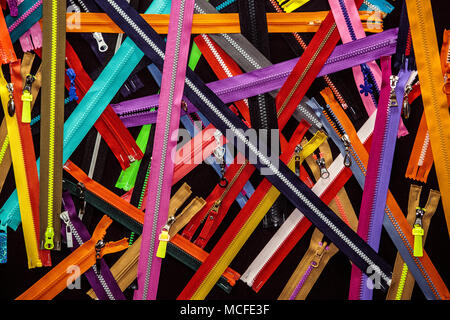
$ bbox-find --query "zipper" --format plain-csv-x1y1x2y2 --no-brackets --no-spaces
406,0,450,239
67,11,383,34
0,68,41,268
39,0,65,251
275,0,310,13
386,185,440,300
99,0,394,299
16,215,128,300
279,229,338,300
114,28,399,129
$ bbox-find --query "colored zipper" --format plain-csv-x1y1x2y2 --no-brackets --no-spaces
16,215,128,300
0,66,41,268
405,0,450,239
66,11,383,34
61,192,126,300
0,7,17,64
5,0,42,44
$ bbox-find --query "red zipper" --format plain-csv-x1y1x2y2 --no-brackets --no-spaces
0,8,17,64
10,60,51,266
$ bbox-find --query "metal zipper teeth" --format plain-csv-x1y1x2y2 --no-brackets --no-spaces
107,0,392,286
298,105,322,129
140,0,187,299
7,0,42,33
277,23,337,117
363,0,382,13
417,132,430,166
63,214,115,300
415,0,450,213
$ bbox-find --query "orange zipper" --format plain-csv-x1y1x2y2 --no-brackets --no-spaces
16,215,128,300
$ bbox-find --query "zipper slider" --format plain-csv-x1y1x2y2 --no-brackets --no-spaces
156,216,176,258
6,83,15,117
310,241,329,268
412,207,425,257
341,134,352,167
294,144,302,176
92,32,109,53
402,84,412,119
43,226,55,250
389,75,399,107
60,211,73,248
95,239,106,274
66,68,78,102
21,74,35,123
315,154,330,179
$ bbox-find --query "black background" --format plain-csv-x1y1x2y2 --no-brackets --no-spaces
0,0,449,302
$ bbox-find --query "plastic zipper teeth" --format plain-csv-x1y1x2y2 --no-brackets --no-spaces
289,265,313,300
417,132,430,166
62,212,115,300
7,0,41,33
103,0,393,292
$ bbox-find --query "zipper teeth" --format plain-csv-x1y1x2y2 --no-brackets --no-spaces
289,264,313,300
334,194,350,226
109,0,392,290
395,262,409,300
363,0,381,12
140,0,187,298
201,34,234,78
47,0,59,235
415,0,450,208
277,23,337,117
298,105,322,128
0,135,10,165
417,131,430,166
8,0,42,32
216,0,236,11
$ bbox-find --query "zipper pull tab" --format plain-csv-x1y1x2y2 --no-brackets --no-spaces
341,134,352,167
0,223,7,264
310,241,329,268
95,239,105,274
43,226,55,250
66,68,78,102
294,144,302,176
92,32,108,53
412,207,425,257
60,211,73,248
315,154,329,179
21,74,35,123
389,75,399,107
402,84,412,119
6,83,15,117
156,216,175,258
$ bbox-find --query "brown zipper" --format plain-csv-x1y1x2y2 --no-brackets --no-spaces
386,184,440,300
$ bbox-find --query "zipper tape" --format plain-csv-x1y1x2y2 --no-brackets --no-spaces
5,0,42,44
0,66,42,268
96,0,394,296
61,192,126,300
12,60,51,266
0,0,172,233
386,185,440,300
323,78,449,299
0,8,17,64
134,0,194,300
16,215,128,300
406,0,450,239
114,28,399,129
278,229,339,300
64,11,382,34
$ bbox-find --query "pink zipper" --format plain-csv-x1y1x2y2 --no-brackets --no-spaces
7,0,41,33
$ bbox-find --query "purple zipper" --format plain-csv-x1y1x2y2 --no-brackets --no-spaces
7,0,19,16
289,265,313,300
113,28,398,128
61,192,126,300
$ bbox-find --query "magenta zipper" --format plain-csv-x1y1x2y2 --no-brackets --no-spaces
7,0,41,34
7,0,18,16
19,22,42,52
134,0,195,300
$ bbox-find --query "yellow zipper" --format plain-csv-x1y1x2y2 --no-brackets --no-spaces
406,0,450,238
0,70,41,268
